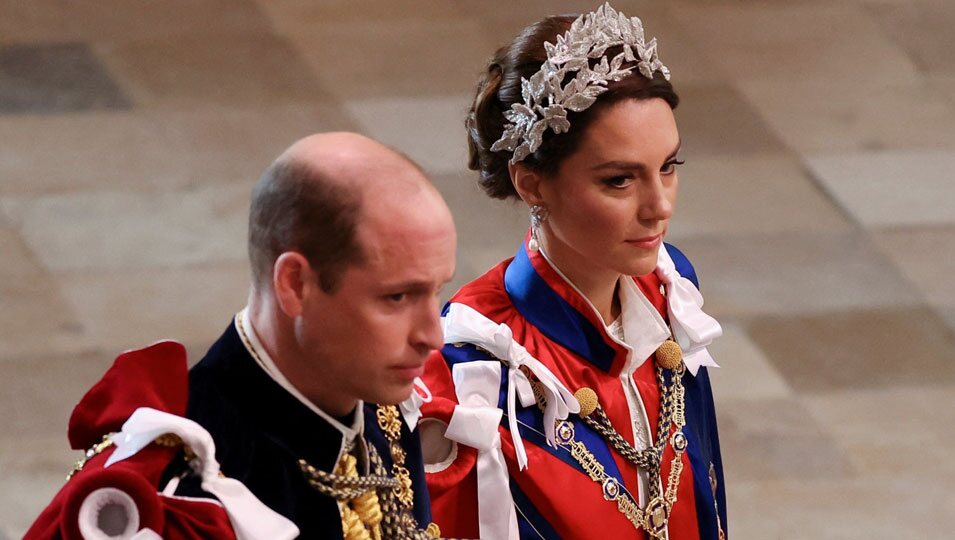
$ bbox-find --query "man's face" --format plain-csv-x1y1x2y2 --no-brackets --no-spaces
294,194,456,412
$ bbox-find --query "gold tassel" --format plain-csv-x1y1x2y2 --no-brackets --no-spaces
337,453,383,540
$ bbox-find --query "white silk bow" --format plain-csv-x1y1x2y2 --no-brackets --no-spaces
656,245,722,376
442,303,580,470
105,407,299,540
444,361,519,540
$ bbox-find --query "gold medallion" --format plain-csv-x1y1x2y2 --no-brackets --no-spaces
646,497,669,534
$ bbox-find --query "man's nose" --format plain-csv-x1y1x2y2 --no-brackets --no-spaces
413,304,445,353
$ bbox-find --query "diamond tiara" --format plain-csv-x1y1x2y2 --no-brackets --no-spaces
490,3,671,164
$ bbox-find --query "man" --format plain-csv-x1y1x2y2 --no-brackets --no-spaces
26,133,456,539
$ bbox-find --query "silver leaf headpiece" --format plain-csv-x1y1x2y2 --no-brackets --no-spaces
490,2,671,164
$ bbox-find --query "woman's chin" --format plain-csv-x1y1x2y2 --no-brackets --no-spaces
619,253,660,277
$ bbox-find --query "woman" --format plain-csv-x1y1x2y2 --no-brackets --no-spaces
419,4,726,539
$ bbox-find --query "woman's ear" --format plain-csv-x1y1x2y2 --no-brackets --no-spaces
509,162,545,207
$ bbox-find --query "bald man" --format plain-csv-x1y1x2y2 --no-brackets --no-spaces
27,133,454,540
180,133,455,537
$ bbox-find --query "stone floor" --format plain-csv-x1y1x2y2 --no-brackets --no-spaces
2,0,954,538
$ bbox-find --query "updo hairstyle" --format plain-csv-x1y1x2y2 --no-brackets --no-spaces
466,14,680,200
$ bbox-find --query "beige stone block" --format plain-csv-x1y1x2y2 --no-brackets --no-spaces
717,397,853,482
674,84,788,156
258,0,464,30
344,95,472,175
288,18,495,100
0,2,77,43
0,436,79,538
68,0,271,42
867,0,955,75
671,2,919,84
2,184,250,273
746,307,955,392
806,151,955,227
738,80,955,154
667,153,851,240
96,33,328,108
706,322,793,405
673,231,919,317
804,385,955,476
0,225,89,361
0,105,356,195
875,225,955,307
728,474,955,539
56,263,250,355
431,172,528,291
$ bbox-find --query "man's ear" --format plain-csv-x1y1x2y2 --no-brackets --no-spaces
508,162,545,207
272,252,315,318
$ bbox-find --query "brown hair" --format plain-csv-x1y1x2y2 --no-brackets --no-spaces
467,14,680,200
247,158,364,293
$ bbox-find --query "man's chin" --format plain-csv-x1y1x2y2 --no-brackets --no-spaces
366,384,417,407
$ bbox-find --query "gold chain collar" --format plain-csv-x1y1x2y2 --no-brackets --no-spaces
530,352,688,539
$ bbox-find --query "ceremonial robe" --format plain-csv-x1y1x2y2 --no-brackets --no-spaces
421,241,727,539
24,341,296,540
180,316,434,538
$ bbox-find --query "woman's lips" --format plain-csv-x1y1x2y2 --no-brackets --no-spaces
626,234,662,250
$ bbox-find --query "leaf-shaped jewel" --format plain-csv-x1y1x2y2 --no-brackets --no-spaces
561,78,580,98
521,78,533,105
528,71,547,101
563,93,597,112
512,142,532,164
491,124,521,152
498,3,673,164
592,55,610,76
564,57,589,72
504,103,536,126
610,52,624,72
544,106,571,134
619,13,633,42
645,38,658,60
543,41,557,57
545,75,563,102
582,84,609,99
528,119,547,148
550,116,571,134
623,43,636,62
542,104,565,119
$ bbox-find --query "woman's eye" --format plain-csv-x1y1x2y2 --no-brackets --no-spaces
603,175,632,188
661,159,685,175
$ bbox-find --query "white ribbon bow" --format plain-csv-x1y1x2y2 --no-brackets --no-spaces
442,303,580,470
656,245,723,376
105,407,299,540
399,377,433,430
444,360,519,540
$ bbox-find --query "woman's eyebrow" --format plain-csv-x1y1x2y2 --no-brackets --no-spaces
590,140,683,171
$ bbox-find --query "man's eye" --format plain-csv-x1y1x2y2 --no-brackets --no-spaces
385,293,407,302
662,159,685,175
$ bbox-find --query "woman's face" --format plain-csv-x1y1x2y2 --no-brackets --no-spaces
537,97,681,282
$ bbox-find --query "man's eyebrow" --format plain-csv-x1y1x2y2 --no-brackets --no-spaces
380,277,452,291
589,140,683,171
